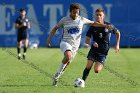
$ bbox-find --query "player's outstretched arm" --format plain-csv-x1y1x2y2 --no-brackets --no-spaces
89,22,113,30
47,25,59,47
27,22,31,29
115,31,120,53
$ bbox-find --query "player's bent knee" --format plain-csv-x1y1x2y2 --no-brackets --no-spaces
64,51,73,61
94,66,103,73
94,64,103,73
18,42,22,48
65,55,72,61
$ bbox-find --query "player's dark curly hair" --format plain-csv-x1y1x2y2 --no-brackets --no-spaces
69,3,80,12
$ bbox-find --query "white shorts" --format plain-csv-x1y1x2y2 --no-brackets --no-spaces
60,41,79,58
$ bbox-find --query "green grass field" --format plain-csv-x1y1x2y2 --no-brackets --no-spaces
0,48,139,93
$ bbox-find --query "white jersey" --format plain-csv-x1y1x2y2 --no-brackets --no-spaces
57,15,94,46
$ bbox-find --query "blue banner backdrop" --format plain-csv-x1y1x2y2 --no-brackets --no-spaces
0,0,140,47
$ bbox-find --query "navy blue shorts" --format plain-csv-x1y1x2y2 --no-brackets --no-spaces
87,49,107,65
17,33,28,42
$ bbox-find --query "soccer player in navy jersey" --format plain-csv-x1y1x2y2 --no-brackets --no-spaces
15,8,30,60
81,8,120,87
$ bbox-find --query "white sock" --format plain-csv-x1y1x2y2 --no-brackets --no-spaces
23,53,26,55
18,53,21,56
58,63,67,73
54,63,67,79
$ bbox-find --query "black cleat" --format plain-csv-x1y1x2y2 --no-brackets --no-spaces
18,55,21,60
52,79,58,86
23,54,26,60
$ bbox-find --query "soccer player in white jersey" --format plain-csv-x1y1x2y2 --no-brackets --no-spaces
47,3,111,86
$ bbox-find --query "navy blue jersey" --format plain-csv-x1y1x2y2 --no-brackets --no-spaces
15,16,29,42
86,21,119,55
15,16,29,34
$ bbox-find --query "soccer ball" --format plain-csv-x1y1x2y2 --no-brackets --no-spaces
74,78,85,88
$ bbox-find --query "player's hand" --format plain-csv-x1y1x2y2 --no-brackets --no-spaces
27,22,31,29
114,45,120,53
47,38,51,47
93,42,98,48
21,22,27,27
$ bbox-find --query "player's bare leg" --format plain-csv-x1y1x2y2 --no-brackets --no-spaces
23,39,28,60
60,50,72,74
94,62,103,73
53,50,72,86
82,60,93,81
17,41,22,60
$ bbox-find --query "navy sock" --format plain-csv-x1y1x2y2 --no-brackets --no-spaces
24,47,27,53
82,67,91,81
17,47,20,54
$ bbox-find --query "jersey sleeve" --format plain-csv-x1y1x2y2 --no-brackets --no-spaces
82,17,94,25
111,25,119,34
86,27,92,38
56,17,65,27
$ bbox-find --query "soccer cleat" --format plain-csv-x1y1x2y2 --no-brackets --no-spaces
81,81,85,88
81,79,85,88
52,79,58,86
17,55,21,60
52,72,60,86
23,54,26,60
